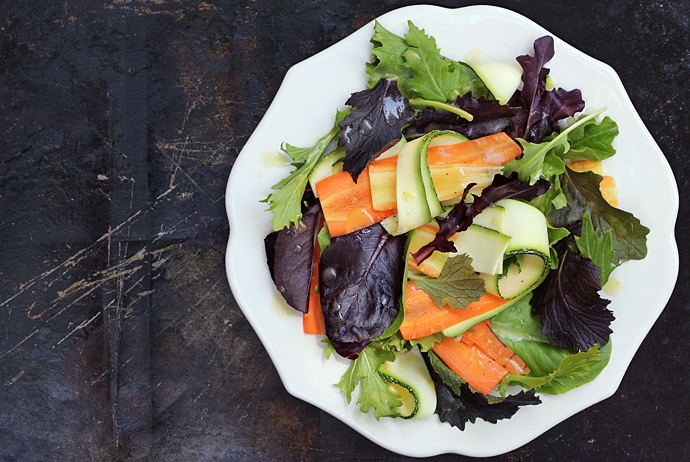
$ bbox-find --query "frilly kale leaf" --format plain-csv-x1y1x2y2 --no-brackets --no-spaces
263,110,348,231
366,21,411,89
335,344,401,420
401,21,488,103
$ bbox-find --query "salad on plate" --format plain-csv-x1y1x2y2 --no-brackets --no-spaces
261,20,649,431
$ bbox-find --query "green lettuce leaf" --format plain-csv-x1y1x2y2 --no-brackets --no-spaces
407,333,443,352
575,210,617,285
263,110,349,231
366,21,411,89
563,115,619,162
491,295,611,394
550,169,649,264
503,109,607,185
365,21,488,103
335,344,401,420
407,255,486,309
402,21,488,102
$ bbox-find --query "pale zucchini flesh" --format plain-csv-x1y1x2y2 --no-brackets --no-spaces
419,133,445,219
396,137,430,233
471,204,505,233
378,346,436,420
453,225,510,275
308,148,345,197
378,137,407,160
479,199,551,299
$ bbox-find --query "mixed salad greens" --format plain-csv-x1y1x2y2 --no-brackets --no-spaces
262,21,649,429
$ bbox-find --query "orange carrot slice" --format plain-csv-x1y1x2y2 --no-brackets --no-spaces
461,321,529,375
399,281,507,340
368,155,398,211
432,336,508,395
426,132,522,166
566,160,603,174
599,175,618,207
303,238,325,335
315,169,395,237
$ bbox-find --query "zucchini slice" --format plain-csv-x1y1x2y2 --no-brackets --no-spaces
308,147,345,197
395,137,430,234
483,199,551,299
453,225,511,275
378,346,436,420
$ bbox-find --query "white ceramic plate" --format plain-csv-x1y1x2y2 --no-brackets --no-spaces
225,4,679,457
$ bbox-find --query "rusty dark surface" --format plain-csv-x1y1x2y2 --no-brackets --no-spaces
0,1,688,460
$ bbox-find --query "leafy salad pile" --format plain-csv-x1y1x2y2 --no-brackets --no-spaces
262,21,649,429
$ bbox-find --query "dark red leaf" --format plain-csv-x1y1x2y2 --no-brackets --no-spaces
318,224,407,359
531,241,614,351
338,79,414,182
265,202,322,313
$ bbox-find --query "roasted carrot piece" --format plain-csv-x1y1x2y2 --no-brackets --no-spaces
566,162,618,207
399,281,507,340
315,169,395,237
432,336,508,395
566,159,603,174
599,175,618,207
461,320,529,375
303,239,325,335
426,132,522,166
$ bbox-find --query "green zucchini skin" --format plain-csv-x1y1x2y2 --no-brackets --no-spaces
378,346,436,420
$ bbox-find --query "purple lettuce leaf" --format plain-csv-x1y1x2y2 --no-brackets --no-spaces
264,201,321,313
427,351,541,430
412,173,550,264
511,36,585,143
531,239,614,352
406,92,520,139
318,224,407,359
338,79,414,182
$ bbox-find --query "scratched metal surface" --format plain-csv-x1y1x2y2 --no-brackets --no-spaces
0,1,687,461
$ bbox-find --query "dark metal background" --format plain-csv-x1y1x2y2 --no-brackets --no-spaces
0,1,687,460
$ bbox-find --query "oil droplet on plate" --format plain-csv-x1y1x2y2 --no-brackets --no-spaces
603,276,624,296
271,292,299,318
260,150,291,169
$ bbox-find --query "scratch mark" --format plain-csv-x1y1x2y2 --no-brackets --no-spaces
153,212,198,243
0,210,142,309
90,369,109,386
182,279,225,346
5,370,25,386
0,329,39,360
55,311,101,347
168,135,189,189
157,145,221,203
